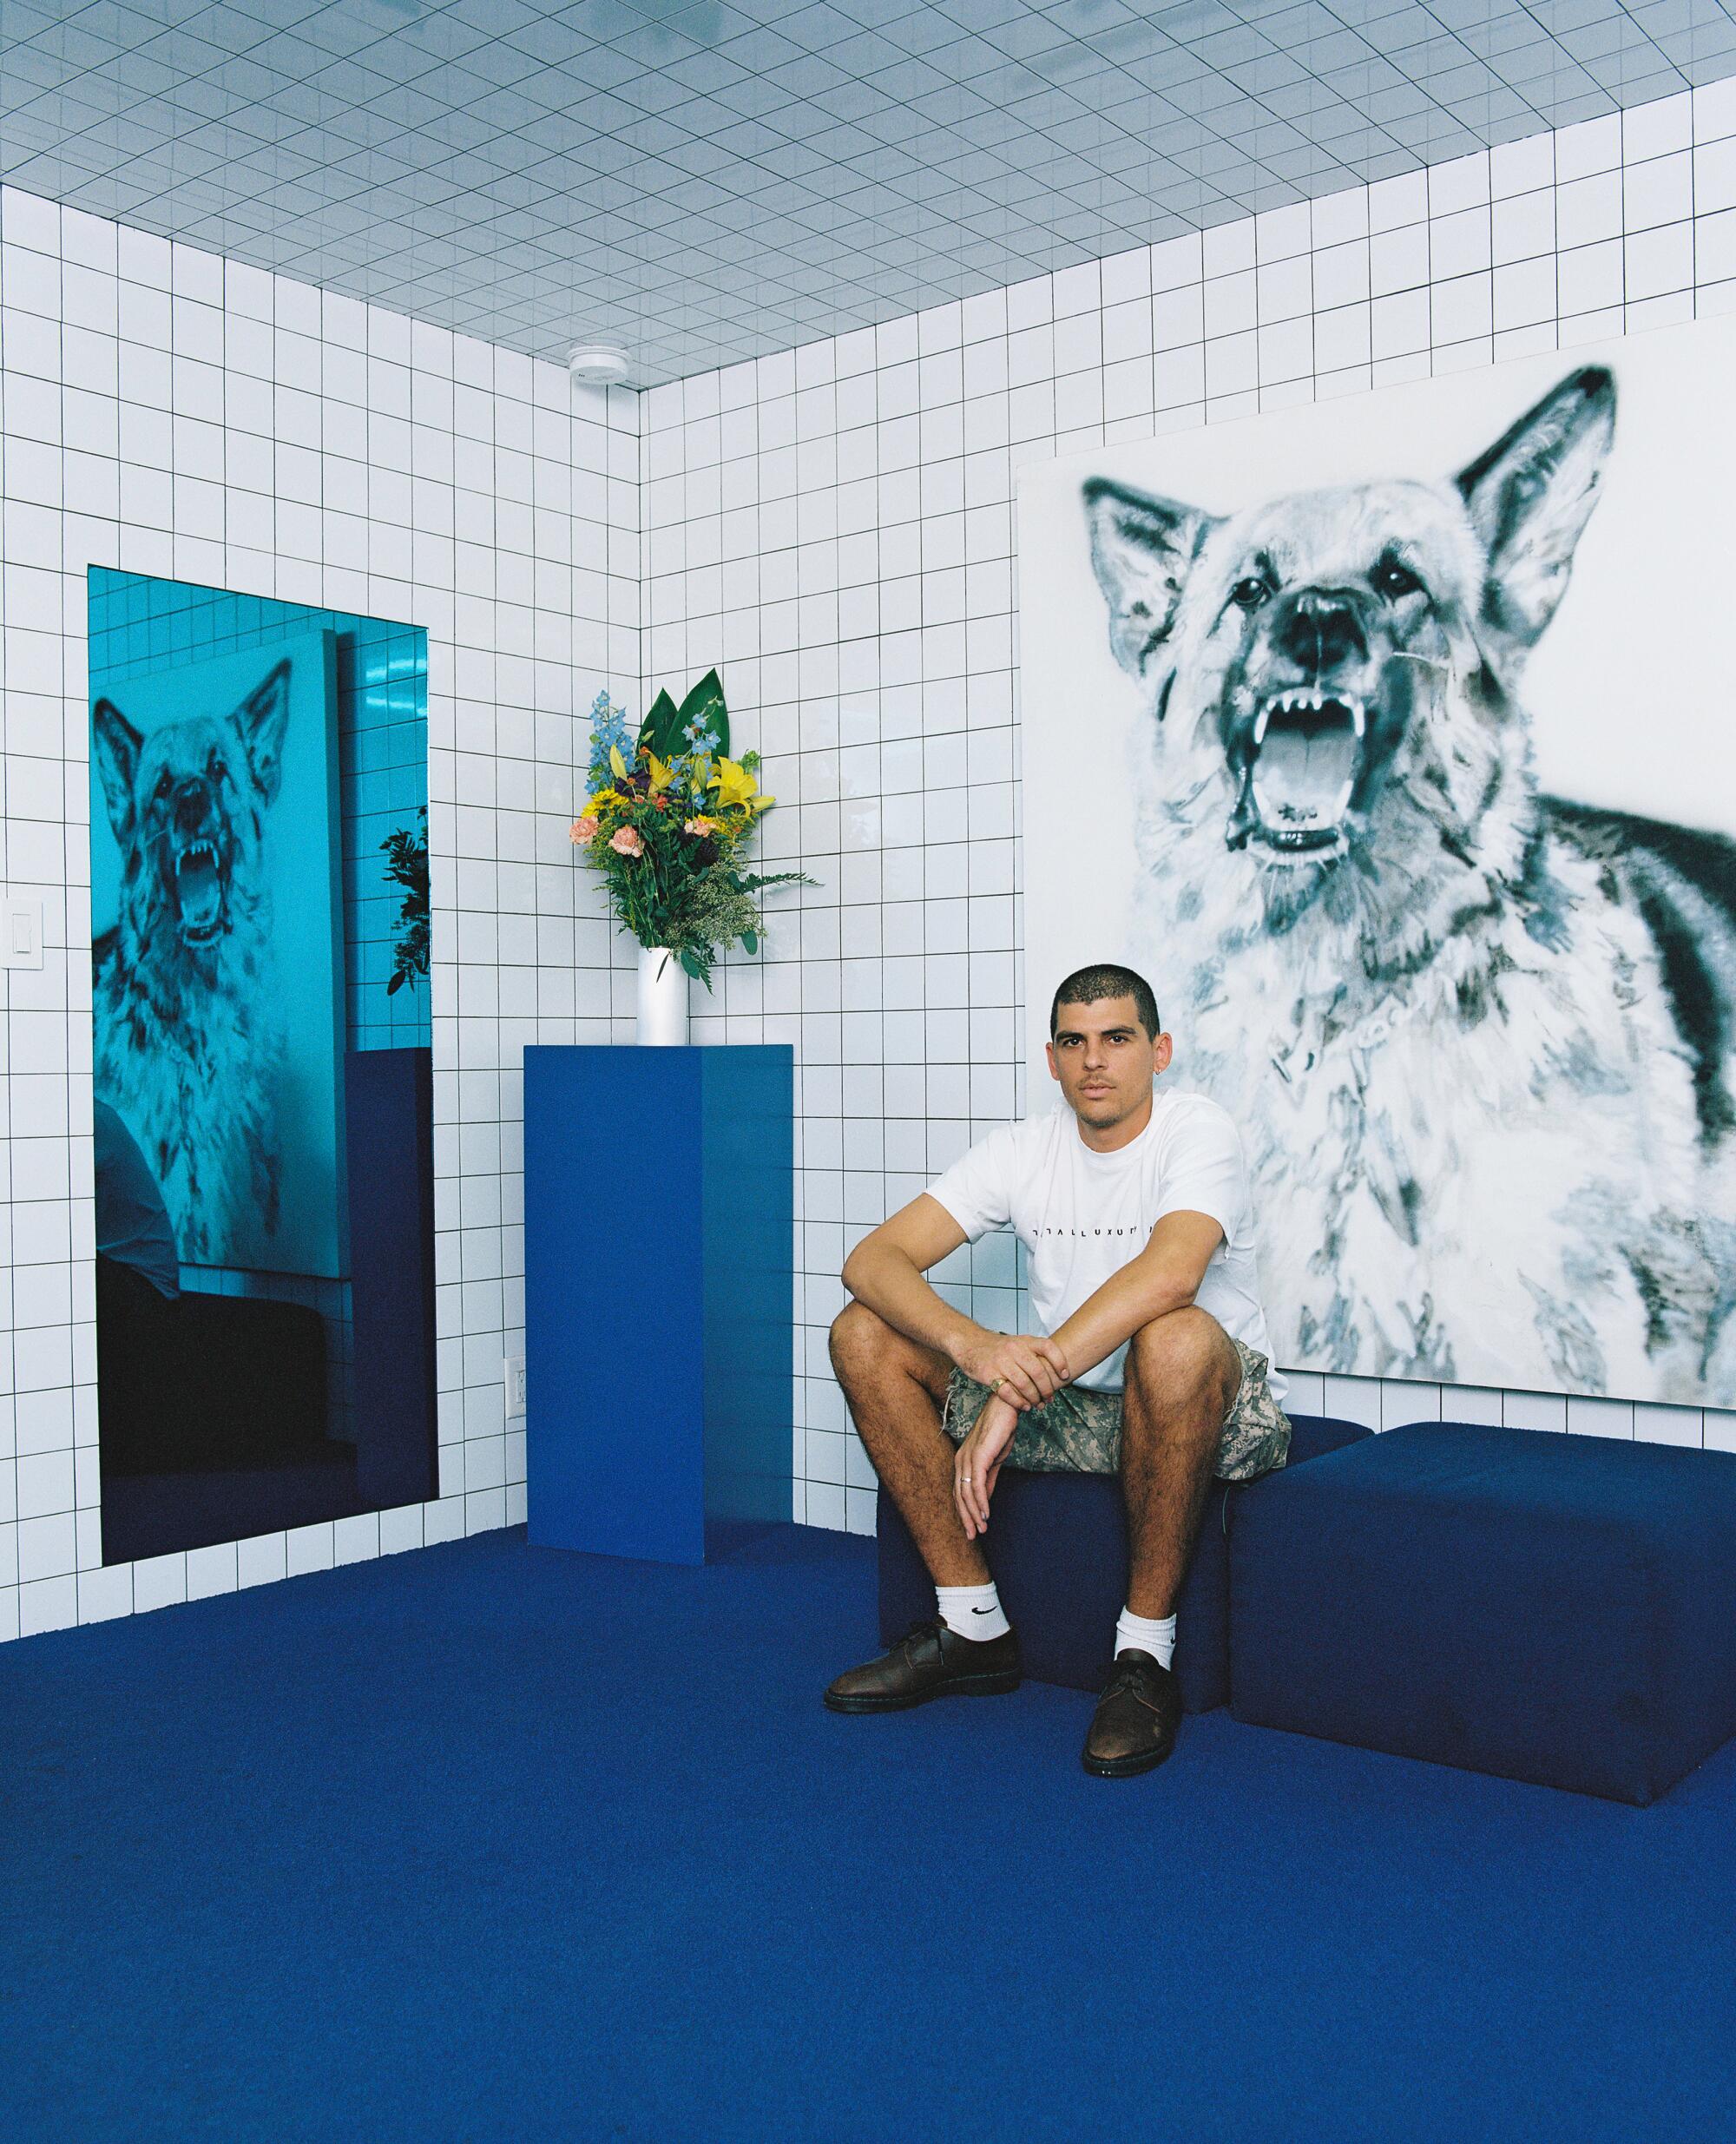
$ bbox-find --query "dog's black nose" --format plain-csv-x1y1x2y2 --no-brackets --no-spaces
172,779,213,834
1277,589,1366,674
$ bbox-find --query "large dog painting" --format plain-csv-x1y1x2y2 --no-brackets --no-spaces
90,632,345,1277
1019,318,1736,1407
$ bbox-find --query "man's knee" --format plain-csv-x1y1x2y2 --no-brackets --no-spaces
830,1301,950,1411
830,1299,900,1384
1126,1306,1240,1412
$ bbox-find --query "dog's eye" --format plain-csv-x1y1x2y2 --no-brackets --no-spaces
154,773,173,799
1230,578,1270,612
1372,560,1423,601
210,758,227,783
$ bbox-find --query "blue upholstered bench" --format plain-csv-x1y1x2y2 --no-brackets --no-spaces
877,1411,1372,1713
1230,1420,1736,1805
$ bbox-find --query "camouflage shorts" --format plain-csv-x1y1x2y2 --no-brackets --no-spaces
941,1337,1291,1483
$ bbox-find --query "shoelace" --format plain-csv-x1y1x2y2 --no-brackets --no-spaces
1101,1659,1161,1705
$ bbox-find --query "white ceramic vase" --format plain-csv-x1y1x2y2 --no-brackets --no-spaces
635,945,690,1046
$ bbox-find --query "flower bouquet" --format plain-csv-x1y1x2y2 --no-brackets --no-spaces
570,670,811,991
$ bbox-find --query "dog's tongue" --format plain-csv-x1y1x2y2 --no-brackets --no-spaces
1253,702,1360,832
175,846,222,936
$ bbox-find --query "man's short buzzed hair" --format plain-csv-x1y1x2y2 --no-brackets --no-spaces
1050,963,1161,1041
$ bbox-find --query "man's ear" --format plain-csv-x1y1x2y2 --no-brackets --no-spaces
1082,477,1216,684
1457,365,1614,662
231,660,292,804
92,699,142,840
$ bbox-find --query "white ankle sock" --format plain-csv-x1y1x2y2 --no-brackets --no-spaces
1115,1607,1176,1668
937,1581,1010,1642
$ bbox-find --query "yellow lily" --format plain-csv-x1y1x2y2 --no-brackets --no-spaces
608,743,629,780
646,750,674,794
710,756,771,813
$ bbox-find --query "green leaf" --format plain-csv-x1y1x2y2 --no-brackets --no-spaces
740,930,757,955
676,668,729,759
386,971,404,995
637,688,681,761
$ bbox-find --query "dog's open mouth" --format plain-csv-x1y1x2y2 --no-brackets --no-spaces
1244,690,1364,861
174,839,227,943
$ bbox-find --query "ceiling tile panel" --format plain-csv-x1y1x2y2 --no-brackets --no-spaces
1,0,1725,380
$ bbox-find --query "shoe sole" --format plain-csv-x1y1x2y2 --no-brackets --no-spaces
1082,1740,1176,1778
823,1671,1022,1714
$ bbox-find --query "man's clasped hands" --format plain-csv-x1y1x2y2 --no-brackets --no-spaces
947,1329,1071,1542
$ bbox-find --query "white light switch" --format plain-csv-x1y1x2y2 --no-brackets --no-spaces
504,1356,527,1420
1,892,43,970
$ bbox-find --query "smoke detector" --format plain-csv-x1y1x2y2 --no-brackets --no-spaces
568,344,630,387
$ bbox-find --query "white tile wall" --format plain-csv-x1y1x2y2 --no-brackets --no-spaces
0,183,638,1640
638,82,1736,1533
8,82,1736,1633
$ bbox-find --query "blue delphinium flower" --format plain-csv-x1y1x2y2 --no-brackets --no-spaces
681,720,719,793
587,691,635,789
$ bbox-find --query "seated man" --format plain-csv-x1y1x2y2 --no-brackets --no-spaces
824,963,1290,1777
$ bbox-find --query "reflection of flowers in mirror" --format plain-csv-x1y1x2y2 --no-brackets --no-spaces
380,807,429,996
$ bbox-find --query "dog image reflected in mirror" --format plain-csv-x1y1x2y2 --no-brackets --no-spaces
92,660,290,1264
1084,365,1736,1404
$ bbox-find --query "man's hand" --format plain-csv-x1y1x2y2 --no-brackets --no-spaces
954,1394,1020,1539
948,1328,1069,1411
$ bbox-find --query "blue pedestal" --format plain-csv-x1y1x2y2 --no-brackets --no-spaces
523,1044,793,1564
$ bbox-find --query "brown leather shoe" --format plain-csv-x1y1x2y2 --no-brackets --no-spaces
824,1618,1021,1713
1082,1649,1182,1776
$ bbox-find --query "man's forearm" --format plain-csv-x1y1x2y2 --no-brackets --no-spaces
841,1241,976,1361
1047,1260,1199,1384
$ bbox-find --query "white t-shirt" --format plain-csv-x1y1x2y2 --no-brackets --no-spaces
927,1088,1286,1401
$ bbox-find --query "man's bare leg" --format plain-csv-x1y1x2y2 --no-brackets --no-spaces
1118,1305,1243,1619
827,1299,988,1588
1083,1307,1240,1776
823,1302,1020,1713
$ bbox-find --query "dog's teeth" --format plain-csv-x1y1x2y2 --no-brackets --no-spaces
1350,700,1365,737
1253,706,1270,746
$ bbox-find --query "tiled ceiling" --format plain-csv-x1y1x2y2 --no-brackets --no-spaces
3,0,1733,385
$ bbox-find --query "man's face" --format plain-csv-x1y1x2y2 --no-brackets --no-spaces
1045,994,1171,1131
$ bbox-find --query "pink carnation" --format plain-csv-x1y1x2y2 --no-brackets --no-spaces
570,816,599,844
683,817,719,836
609,825,645,858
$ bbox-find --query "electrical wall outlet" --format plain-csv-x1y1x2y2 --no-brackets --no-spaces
1,891,43,970
504,1356,527,1420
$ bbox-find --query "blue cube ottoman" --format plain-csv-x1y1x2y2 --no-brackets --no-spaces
877,1411,1372,1713
1230,1420,1736,1805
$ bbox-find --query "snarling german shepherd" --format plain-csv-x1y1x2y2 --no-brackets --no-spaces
91,661,291,1265
1085,367,1736,1403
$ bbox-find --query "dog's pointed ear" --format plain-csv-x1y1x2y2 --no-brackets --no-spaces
92,699,143,839
1082,477,1215,681
233,660,292,804
1457,366,1614,655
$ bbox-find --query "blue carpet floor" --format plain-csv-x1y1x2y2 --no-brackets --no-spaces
3,1523,1735,2141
